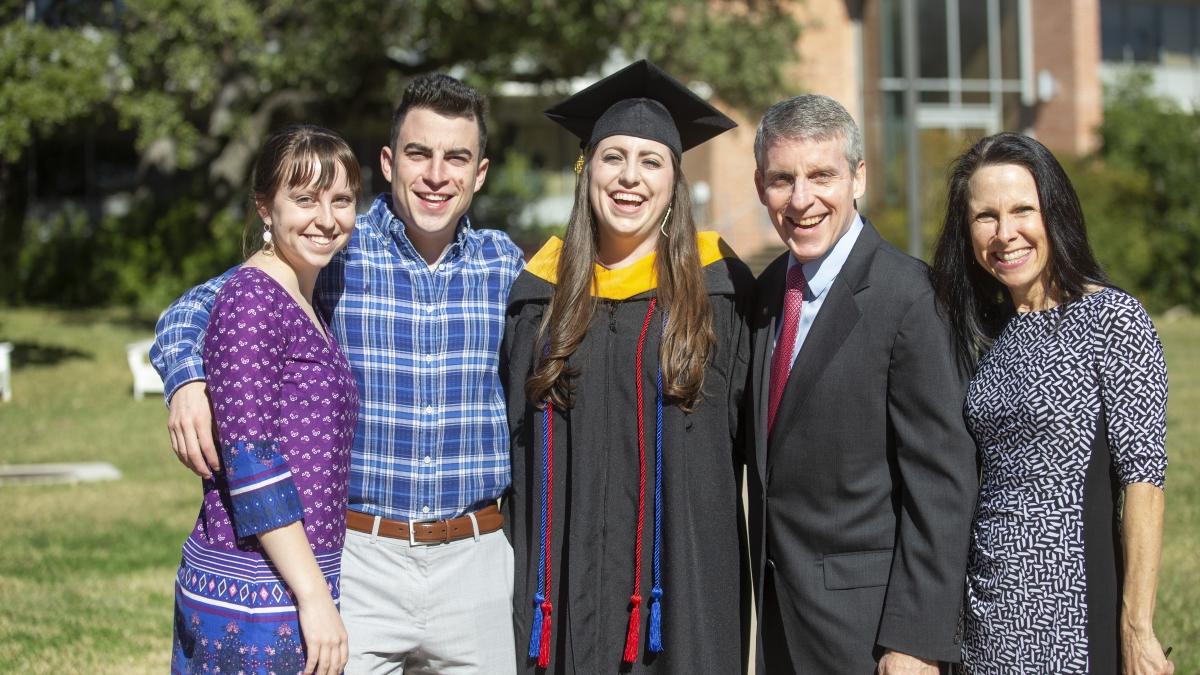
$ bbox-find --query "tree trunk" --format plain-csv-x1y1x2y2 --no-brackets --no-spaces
0,155,30,304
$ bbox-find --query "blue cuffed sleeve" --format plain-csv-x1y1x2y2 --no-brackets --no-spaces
203,271,304,538
223,439,304,538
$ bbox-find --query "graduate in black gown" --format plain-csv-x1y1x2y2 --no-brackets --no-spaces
501,60,752,674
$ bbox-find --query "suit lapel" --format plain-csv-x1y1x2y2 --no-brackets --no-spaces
766,278,861,454
766,219,883,463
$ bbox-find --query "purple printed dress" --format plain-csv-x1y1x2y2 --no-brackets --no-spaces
171,267,358,675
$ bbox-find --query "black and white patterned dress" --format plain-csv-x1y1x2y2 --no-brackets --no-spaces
961,287,1167,674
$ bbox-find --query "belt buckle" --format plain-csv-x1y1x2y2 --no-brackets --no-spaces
407,518,444,546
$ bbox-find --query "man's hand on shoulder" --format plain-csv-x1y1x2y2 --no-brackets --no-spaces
167,381,220,478
877,650,939,675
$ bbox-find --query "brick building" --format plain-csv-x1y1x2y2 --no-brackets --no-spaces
681,0,1106,259
496,1,1131,259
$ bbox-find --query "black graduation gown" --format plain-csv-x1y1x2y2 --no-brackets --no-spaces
501,235,753,674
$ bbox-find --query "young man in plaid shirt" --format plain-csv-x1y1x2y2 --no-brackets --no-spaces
153,74,523,674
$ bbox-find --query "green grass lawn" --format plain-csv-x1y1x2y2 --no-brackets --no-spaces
0,306,1196,673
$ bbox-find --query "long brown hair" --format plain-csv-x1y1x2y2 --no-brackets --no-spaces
526,147,715,411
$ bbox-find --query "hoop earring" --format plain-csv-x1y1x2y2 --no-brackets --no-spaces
262,222,275,256
659,206,672,238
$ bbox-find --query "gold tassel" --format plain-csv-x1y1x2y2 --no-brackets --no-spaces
573,151,585,175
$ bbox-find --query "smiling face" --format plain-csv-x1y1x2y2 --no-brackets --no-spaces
258,161,356,277
755,135,865,264
380,106,489,260
967,163,1056,312
587,134,675,268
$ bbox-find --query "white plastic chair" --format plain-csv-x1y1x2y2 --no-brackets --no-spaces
125,338,164,400
0,342,12,402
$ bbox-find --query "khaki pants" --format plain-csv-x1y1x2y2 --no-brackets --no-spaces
341,524,516,675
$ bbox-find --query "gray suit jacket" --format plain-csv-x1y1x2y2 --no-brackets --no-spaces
747,219,978,673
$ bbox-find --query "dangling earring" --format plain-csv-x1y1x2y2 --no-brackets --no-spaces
262,222,275,256
659,206,672,238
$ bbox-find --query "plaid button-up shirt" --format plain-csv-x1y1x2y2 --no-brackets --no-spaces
152,194,524,521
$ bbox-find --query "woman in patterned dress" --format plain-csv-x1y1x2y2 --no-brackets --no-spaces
171,125,360,675
931,132,1173,674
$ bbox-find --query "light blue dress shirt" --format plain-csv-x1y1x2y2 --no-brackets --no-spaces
776,213,865,368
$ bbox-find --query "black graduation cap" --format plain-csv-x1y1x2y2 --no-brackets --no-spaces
544,60,736,157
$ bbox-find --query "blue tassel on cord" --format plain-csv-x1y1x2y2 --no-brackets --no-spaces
528,593,545,659
648,585,664,653
648,312,667,656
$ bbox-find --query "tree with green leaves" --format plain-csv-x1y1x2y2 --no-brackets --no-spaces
0,0,801,309
1093,70,1200,312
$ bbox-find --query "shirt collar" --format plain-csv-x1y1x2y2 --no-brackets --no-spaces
363,193,473,262
787,213,864,301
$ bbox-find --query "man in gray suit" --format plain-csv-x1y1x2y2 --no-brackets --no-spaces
747,95,978,674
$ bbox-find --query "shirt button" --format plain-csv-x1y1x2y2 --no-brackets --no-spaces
424,304,435,314
421,506,430,514
425,405,434,415
423,455,432,464
424,354,434,363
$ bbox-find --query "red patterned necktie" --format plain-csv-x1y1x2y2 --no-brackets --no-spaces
767,263,806,435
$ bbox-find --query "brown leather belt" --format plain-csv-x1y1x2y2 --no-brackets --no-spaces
346,504,503,545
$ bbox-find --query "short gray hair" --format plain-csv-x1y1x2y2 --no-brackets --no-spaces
753,94,864,172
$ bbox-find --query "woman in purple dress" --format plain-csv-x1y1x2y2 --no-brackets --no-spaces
171,125,360,675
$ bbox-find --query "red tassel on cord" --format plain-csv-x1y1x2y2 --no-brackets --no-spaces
622,300,656,665
537,600,553,668
623,594,643,663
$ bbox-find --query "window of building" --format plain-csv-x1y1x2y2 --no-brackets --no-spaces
1160,4,1194,65
1101,0,1200,65
870,0,1029,257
